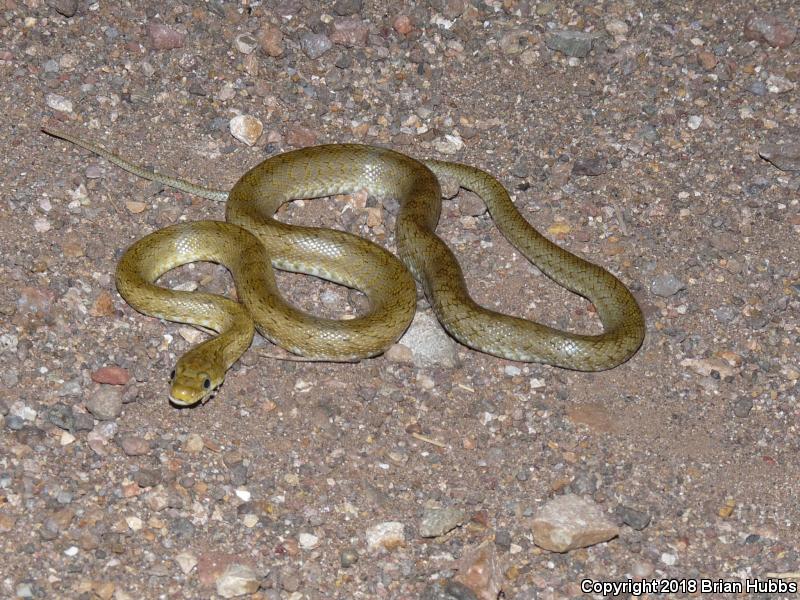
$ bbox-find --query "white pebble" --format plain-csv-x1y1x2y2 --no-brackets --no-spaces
234,33,259,54
298,532,320,549
46,93,73,113
11,402,37,421
687,115,703,130
366,521,405,549
64,546,79,556
34,218,52,233
504,365,521,376
235,488,251,502
229,114,263,146
660,552,677,565
241,514,258,528
529,378,546,389
174,551,198,575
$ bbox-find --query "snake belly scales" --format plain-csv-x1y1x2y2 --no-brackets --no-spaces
43,128,645,405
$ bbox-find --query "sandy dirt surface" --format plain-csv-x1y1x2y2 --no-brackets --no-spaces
1,0,799,598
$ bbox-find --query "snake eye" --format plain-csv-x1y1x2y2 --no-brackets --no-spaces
203,378,211,389
170,369,176,381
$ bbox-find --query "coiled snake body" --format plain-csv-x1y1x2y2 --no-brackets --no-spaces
43,128,645,405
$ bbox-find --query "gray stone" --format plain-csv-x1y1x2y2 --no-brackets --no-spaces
546,31,600,58
616,505,651,530
419,507,467,538
650,273,685,297
333,0,362,16
397,311,460,368
573,157,607,176
5,415,24,430
733,397,753,418
47,0,78,17
85,387,123,420
300,33,333,59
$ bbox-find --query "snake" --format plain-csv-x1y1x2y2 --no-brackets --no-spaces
43,127,645,406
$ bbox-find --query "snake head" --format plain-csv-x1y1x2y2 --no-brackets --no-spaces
168,362,224,406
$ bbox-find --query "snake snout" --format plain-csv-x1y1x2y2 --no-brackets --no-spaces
169,386,202,407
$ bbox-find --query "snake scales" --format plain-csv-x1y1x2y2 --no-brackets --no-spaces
43,128,645,405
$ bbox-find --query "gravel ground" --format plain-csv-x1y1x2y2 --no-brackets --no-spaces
2,1,799,598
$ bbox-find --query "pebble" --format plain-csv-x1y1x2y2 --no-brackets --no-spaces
759,142,800,172
384,343,414,363
545,31,598,58
605,18,629,37
366,521,405,550
234,33,258,54
733,397,753,418
452,541,502,599
696,50,717,70
86,421,118,455
258,23,284,57
229,115,263,146
433,134,464,155
744,14,797,48
531,494,620,552
572,157,607,176
174,551,198,575
457,191,487,216
393,15,413,36
631,560,654,578
616,505,651,530
90,366,130,385
18,286,56,315
340,547,359,568
147,23,185,50
396,311,460,368
333,0,362,16
216,563,260,598
747,81,767,96
73,412,94,432
687,115,703,130
134,468,161,488
300,33,333,59
766,74,795,94
144,486,170,511
125,516,143,531
10,401,36,421
85,387,123,420
499,30,528,55
45,93,73,112
119,435,150,456
650,273,685,297
298,532,319,550
47,0,78,18
182,433,204,453
330,19,370,47
6,415,25,430
286,125,317,147
419,507,467,538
